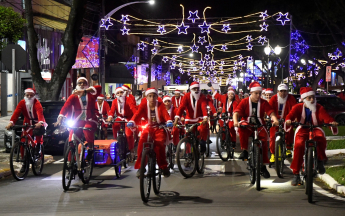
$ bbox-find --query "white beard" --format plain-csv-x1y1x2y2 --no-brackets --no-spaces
278,95,288,104
24,96,35,106
76,85,88,90
117,95,126,103
191,91,200,101
262,95,266,100
304,99,317,112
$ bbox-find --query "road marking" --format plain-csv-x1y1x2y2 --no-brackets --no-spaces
53,158,64,164
42,171,62,181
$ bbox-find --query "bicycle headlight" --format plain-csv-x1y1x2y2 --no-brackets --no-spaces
66,119,75,127
275,136,281,142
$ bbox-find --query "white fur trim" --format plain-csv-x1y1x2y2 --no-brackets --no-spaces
89,86,97,96
77,77,88,83
115,88,123,94
163,97,171,103
97,96,104,100
146,89,158,95
265,90,273,94
301,91,315,100
250,87,262,92
24,89,35,94
212,90,218,98
228,89,236,95
174,90,180,94
9,121,14,125
190,83,199,89
175,115,180,119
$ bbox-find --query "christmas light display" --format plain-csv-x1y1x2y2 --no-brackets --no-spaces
100,17,113,30
198,21,211,34
187,10,200,23
221,45,228,51
191,44,199,53
205,43,215,52
137,42,146,51
157,25,167,34
177,22,189,34
260,22,269,31
152,39,159,46
276,12,290,26
222,24,231,33
120,26,130,35
121,15,130,24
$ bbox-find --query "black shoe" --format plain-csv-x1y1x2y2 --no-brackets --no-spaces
239,150,248,160
162,167,170,178
318,160,325,174
291,174,301,186
261,165,270,179
199,141,206,154
20,163,26,173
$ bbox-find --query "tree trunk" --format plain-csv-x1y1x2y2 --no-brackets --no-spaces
25,0,87,101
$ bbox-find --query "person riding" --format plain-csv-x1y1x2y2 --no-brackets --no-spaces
265,88,274,102
262,88,267,100
244,93,249,98
107,87,138,160
127,88,173,178
268,84,297,162
135,90,143,106
285,87,338,186
171,89,183,108
5,88,47,172
122,85,136,107
163,96,183,147
95,94,110,140
233,81,279,179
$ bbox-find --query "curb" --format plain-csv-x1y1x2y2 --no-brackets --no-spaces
318,173,345,195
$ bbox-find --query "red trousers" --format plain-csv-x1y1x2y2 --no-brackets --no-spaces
219,120,237,143
112,119,134,150
20,129,43,157
196,122,209,141
172,126,185,146
238,123,270,164
269,126,294,154
134,127,168,170
290,128,327,174
68,120,96,147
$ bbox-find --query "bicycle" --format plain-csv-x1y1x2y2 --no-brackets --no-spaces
95,116,107,140
271,118,287,178
176,122,205,178
9,124,45,181
291,122,334,203
239,120,264,191
216,112,236,161
62,125,94,191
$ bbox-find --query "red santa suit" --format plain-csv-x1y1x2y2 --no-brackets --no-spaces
122,85,137,109
163,96,184,146
268,84,297,154
171,93,183,108
337,92,345,101
10,88,46,148
108,87,138,150
59,81,101,145
234,82,274,164
284,87,338,174
129,88,172,169
95,94,110,128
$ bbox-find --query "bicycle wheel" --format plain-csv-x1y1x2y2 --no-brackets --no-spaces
32,144,44,176
255,144,261,191
307,147,314,203
196,141,205,174
115,143,122,178
63,138,69,156
229,142,235,159
152,156,162,195
140,148,151,203
205,133,210,157
80,148,94,184
216,131,229,161
62,146,74,191
176,137,196,178
248,143,256,184
166,143,174,169
275,137,284,178
10,142,29,181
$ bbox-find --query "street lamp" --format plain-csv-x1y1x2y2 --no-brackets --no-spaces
300,59,306,65
263,39,282,88
104,1,155,19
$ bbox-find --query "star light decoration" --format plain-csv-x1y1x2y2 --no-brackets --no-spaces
120,26,130,35
121,15,130,24
177,22,189,34
172,55,177,60
221,45,228,51
246,43,253,50
198,36,207,45
222,24,231,33
248,56,253,61
276,12,290,26
152,39,159,46
204,54,210,60
151,47,158,55
199,59,204,65
187,10,200,23
260,22,269,31
246,35,253,42
198,21,211,34
260,10,268,20
205,43,215,52
258,36,267,45
162,56,169,63
100,17,113,30
157,25,166,34
137,41,147,51
177,46,184,53
191,44,199,52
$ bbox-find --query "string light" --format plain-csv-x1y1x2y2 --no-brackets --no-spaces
100,17,113,30
121,15,130,24
222,24,231,33
260,22,269,31
187,10,200,23
276,12,290,26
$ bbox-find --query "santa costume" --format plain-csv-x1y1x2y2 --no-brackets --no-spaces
122,85,137,108
284,87,338,174
95,94,111,129
163,96,184,146
171,90,183,108
129,88,172,170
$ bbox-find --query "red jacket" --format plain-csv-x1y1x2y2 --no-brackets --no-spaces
269,94,296,119
176,92,209,124
214,92,238,115
95,100,110,119
59,85,102,125
171,96,183,108
108,97,137,122
10,98,46,126
130,99,171,125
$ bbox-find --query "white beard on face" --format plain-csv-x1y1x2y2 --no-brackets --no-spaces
304,99,317,112
24,96,35,106
262,95,266,100
76,85,88,90
191,90,200,100
278,94,288,104
117,95,126,103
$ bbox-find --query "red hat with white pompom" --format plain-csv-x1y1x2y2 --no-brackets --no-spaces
146,87,158,95
300,87,315,101
265,88,273,94
249,81,262,92
163,96,171,103
97,94,105,100
24,88,36,94
189,81,200,89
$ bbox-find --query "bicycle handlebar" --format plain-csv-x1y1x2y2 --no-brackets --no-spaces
10,123,36,130
291,122,335,128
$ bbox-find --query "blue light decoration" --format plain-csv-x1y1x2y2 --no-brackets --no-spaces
201,66,206,71
258,36,267,45
172,61,176,65
198,21,211,34
178,68,184,74
199,59,204,65
220,61,225,65
198,36,207,45
260,10,268,20
125,55,137,76
100,17,113,30
221,45,228,51
120,26,130,35
187,10,200,23
211,60,216,66
152,39,159,46
170,64,176,69
190,61,194,65
110,142,116,161
177,46,184,53
260,22,269,31
318,79,324,85
157,25,166,34
179,62,183,67
191,44,199,53
238,54,243,60
121,15,130,24
289,29,310,80
205,43,214,52
177,22,189,34
175,76,181,84
246,43,253,50
162,56,169,63
222,24,231,33
163,71,171,85
276,12,290,26
246,35,253,42
199,71,203,75
172,55,177,60
151,47,158,55
137,41,146,51
219,66,223,70
204,54,210,60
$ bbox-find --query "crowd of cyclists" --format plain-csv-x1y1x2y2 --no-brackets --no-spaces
5,76,339,187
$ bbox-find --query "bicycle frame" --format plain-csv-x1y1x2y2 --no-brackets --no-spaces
70,132,86,171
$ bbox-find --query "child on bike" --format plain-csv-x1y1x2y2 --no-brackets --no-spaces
95,94,110,140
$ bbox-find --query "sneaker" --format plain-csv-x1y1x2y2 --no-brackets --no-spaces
286,150,292,158
291,174,301,186
239,150,248,160
318,160,325,174
261,165,270,178
162,167,170,177
270,154,275,163
20,163,26,173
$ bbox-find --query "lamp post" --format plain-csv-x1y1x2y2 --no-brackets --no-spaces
264,39,281,88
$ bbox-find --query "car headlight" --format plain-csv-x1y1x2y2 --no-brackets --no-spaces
5,130,12,136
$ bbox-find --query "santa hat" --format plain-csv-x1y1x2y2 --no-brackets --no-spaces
262,88,266,94
174,90,181,94
24,88,36,94
300,87,315,101
77,77,88,84
244,93,249,96
249,81,262,92
228,89,236,95
122,85,131,91
228,86,234,91
115,87,124,94
278,83,288,91
190,81,200,89
163,96,171,103
97,94,105,100
265,88,273,94
146,87,158,95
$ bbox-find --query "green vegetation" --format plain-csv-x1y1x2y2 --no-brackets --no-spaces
326,166,345,186
323,126,345,136
327,140,345,150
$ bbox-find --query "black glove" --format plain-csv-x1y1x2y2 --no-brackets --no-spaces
207,82,212,87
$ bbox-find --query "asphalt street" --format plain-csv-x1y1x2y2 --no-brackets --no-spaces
0,135,344,216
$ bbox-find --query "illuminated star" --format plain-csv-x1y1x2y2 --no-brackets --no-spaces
258,36,267,45
177,46,184,53
162,56,169,63
206,43,214,52
247,43,253,50
199,59,205,65
276,12,290,26
151,47,158,55
172,55,177,60
191,44,199,53
219,66,223,70
152,39,159,46
222,24,231,33
246,35,253,42
238,54,243,60
120,26,130,35
179,68,184,73
100,17,113,30
198,36,207,45
137,41,146,51
248,56,253,61
221,61,225,65
190,61,194,65
187,10,200,23
177,22,189,34
121,15,130,24
157,25,166,34
260,10,268,20
221,45,228,51
201,66,206,71
170,65,176,69
204,54,210,60
172,61,176,65
198,21,211,34
260,22,269,31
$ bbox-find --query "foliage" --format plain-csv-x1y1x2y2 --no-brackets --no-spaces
327,140,345,150
326,166,345,186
